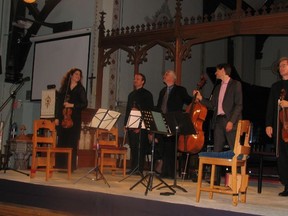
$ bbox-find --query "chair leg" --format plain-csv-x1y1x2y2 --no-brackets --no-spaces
209,164,216,199
67,151,72,179
231,167,238,206
123,154,127,176
196,160,203,202
30,151,36,178
46,150,51,181
100,152,104,174
239,173,249,203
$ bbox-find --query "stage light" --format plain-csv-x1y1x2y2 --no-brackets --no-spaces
23,0,36,3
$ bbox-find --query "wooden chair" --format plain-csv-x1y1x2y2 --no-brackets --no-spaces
196,120,251,206
96,127,127,176
30,119,72,181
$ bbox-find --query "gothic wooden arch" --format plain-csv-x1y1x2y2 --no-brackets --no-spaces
96,0,288,108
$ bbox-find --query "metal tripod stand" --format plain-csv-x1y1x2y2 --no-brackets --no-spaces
130,133,175,195
0,80,29,176
74,139,110,187
157,111,196,192
119,129,144,182
157,126,187,192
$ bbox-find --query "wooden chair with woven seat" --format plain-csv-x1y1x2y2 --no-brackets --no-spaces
96,127,127,176
30,119,72,181
196,120,251,206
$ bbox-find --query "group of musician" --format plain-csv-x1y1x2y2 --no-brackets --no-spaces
124,64,242,180
56,57,288,197
123,58,288,197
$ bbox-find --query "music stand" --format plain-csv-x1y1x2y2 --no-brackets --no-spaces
119,110,145,182
0,80,30,176
130,110,176,195
157,111,196,192
74,108,121,186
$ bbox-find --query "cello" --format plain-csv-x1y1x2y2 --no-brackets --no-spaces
178,76,207,154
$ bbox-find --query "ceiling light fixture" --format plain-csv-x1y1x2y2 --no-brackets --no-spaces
23,0,36,3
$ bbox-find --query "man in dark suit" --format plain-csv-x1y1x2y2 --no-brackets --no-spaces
195,63,242,184
124,73,154,175
195,63,242,152
156,70,192,178
266,57,288,196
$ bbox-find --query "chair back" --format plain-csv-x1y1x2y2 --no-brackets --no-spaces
96,127,119,148
33,119,57,148
233,120,251,161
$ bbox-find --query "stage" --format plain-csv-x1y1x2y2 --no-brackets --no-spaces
0,168,286,216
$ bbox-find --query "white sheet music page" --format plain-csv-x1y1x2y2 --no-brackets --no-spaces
100,110,121,130
126,110,145,129
90,108,108,128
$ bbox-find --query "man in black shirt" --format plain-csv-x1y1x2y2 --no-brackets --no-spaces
124,73,154,174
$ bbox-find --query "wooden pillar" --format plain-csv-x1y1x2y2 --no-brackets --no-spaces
95,47,104,109
174,37,182,85
134,63,139,74
236,0,242,17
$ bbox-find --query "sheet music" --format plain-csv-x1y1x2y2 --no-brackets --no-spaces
151,111,171,134
90,108,108,128
100,110,121,130
141,110,171,135
126,110,145,129
90,108,121,130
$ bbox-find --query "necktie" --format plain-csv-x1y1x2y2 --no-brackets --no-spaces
161,87,170,113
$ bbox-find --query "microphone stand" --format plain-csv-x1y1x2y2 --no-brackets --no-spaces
0,81,30,176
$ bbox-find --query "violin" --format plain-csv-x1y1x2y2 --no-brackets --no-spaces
61,94,73,129
178,76,207,154
279,89,288,142
62,107,73,128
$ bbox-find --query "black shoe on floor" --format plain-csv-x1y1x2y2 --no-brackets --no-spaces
278,190,288,196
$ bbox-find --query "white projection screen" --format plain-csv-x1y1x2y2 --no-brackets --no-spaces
31,29,91,100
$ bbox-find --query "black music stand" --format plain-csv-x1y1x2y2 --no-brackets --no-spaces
157,111,195,192
0,80,30,176
74,108,121,186
119,110,145,182
130,110,176,195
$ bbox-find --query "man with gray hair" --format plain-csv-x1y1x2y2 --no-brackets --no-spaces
156,70,193,178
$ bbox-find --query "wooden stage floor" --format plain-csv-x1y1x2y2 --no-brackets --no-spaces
0,167,287,216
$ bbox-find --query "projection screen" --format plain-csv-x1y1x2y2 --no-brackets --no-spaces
30,28,91,100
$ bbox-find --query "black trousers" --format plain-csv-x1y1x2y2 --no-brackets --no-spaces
213,115,237,152
56,126,79,171
278,138,288,186
128,129,149,172
160,136,176,178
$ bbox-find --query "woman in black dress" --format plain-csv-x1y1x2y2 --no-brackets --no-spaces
55,68,88,171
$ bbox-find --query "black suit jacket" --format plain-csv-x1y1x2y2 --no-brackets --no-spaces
157,84,192,112
201,78,242,129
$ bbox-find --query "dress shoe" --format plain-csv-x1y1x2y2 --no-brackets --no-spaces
278,189,288,196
